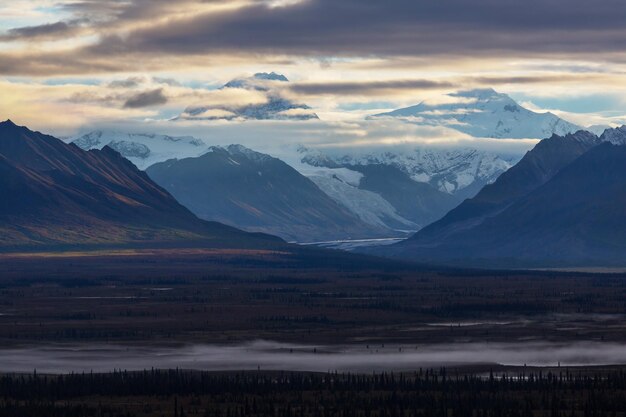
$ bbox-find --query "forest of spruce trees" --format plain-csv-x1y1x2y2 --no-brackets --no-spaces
2,367,626,417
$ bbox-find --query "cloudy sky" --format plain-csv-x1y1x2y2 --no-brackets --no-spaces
2,0,626,151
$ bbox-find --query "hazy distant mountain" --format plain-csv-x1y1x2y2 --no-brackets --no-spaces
178,72,318,121
0,120,281,251
377,129,626,267
146,145,386,242
72,130,207,170
372,88,581,139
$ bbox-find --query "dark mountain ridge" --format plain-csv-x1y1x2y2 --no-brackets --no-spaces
412,130,599,245
146,145,387,242
0,120,282,252
377,129,626,267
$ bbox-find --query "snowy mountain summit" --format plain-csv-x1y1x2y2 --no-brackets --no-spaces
179,72,318,121
372,88,581,139
599,125,626,145
223,71,289,89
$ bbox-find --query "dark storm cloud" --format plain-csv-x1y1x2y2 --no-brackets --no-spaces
290,80,455,95
288,74,601,96
0,21,80,41
108,77,146,88
2,0,626,76
85,0,626,58
123,89,168,108
470,74,604,85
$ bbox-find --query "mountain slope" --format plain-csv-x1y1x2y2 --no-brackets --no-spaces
373,88,581,139
407,130,599,246
300,145,518,196
146,145,386,242
413,143,626,266
294,145,519,232
599,125,626,145
302,169,419,232
0,120,282,251
346,164,459,228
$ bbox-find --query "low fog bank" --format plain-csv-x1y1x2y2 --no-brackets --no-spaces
2,341,626,374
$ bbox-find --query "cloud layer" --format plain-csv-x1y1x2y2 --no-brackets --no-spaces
3,0,626,75
1,0,626,141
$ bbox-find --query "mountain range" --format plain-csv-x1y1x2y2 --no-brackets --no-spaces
299,144,519,193
69,87,582,238
377,127,626,267
67,86,618,253
0,120,282,252
71,131,520,239
295,145,520,231
5,117,626,267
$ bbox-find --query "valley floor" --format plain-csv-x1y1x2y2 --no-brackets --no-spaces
1,249,626,350
2,249,626,414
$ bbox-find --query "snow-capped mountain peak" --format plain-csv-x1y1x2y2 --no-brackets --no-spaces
225,144,273,162
223,72,289,90
179,71,318,121
585,124,613,136
252,72,289,82
599,125,626,145
202,144,275,164
71,130,207,169
372,88,582,139
451,87,500,100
